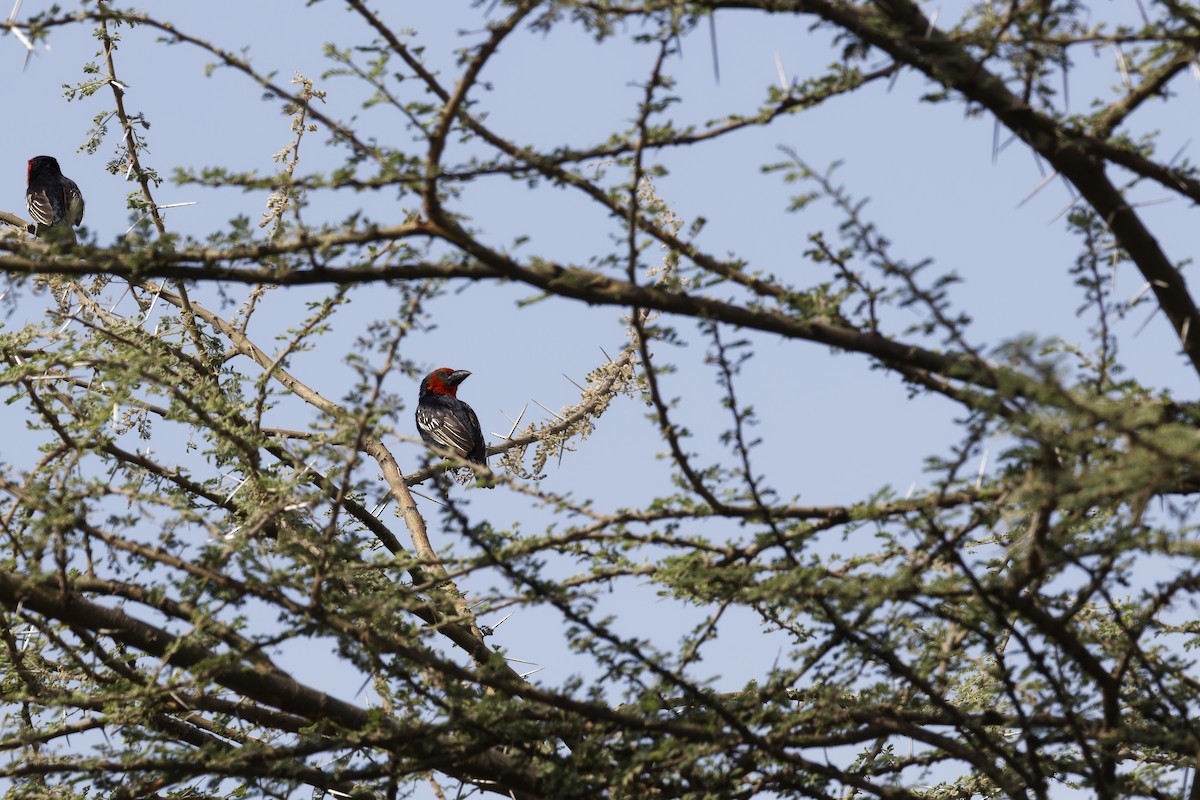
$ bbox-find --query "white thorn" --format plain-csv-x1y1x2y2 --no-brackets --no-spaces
223,475,251,504
1128,281,1153,305
1114,45,1132,89
1016,170,1059,209
924,8,941,38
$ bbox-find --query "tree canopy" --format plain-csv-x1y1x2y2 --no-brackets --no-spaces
2,1,1199,798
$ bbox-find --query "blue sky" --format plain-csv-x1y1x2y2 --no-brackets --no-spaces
3,0,1198,794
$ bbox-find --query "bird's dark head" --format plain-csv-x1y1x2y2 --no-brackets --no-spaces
27,156,62,182
421,367,471,398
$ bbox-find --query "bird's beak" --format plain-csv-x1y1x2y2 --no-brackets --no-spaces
447,370,472,386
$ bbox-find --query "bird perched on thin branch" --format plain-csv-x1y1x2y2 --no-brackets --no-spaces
416,368,490,483
26,156,84,246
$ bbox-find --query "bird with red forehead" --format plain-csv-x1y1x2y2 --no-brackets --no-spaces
415,368,490,481
26,156,84,246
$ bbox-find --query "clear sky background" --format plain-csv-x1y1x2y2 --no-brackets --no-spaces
2,0,1197,793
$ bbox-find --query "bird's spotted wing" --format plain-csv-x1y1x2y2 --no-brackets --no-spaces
25,187,58,227
416,405,479,462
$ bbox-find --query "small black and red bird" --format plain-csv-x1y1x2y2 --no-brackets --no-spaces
415,367,488,468
26,156,84,245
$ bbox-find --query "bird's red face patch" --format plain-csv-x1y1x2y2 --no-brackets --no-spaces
424,368,459,397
